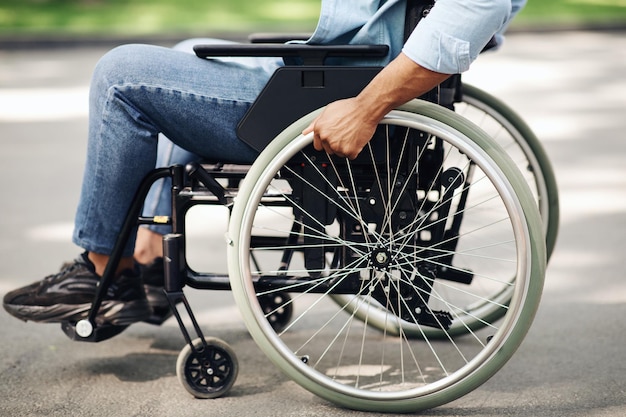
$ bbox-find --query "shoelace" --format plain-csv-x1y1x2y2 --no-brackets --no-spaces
36,259,88,293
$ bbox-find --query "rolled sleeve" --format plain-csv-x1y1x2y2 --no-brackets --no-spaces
402,0,511,73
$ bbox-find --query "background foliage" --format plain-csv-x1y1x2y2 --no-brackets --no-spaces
0,0,625,36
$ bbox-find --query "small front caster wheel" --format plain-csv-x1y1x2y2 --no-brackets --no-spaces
176,337,238,399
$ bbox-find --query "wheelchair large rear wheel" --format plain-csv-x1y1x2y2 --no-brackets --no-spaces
228,100,545,412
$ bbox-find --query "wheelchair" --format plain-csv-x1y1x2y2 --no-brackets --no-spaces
59,15,558,415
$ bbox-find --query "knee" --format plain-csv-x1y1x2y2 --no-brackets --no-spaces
91,44,157,88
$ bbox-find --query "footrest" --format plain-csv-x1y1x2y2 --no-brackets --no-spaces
415,309,454,330
439,266,474,285
61,321,128,342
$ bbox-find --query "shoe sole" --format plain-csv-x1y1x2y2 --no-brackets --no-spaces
4,299,151,326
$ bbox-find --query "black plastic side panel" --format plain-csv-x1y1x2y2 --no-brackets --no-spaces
237,66,382,152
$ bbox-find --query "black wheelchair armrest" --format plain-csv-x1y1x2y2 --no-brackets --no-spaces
193,44,389,66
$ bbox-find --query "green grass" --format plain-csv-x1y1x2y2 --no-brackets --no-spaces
515,0,626,27
0,0,321,36
0,0,624,37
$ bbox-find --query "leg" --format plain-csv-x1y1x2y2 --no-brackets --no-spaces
4,43,278,325
136,38,213,265
73,44,272,262
135,38,281,264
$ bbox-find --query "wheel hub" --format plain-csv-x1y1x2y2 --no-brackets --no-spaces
371,247,392,270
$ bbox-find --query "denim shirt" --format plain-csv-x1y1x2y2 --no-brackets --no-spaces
305,0,527,74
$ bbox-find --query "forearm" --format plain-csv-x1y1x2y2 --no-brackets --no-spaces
353,52,450,125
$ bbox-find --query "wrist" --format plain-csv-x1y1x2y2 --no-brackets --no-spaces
353,92,393,125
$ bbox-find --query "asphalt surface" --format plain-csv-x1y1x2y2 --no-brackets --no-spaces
1,31,625,416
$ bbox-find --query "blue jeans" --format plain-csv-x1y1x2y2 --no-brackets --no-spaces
72,41,279,257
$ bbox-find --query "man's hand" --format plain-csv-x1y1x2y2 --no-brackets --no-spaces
303,97,379,160
301,53,449,160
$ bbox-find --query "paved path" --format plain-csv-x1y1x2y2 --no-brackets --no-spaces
1,31,625,416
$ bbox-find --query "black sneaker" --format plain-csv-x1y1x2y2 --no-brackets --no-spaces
3,252,151,326
54,256,173,325
139,257,174,325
